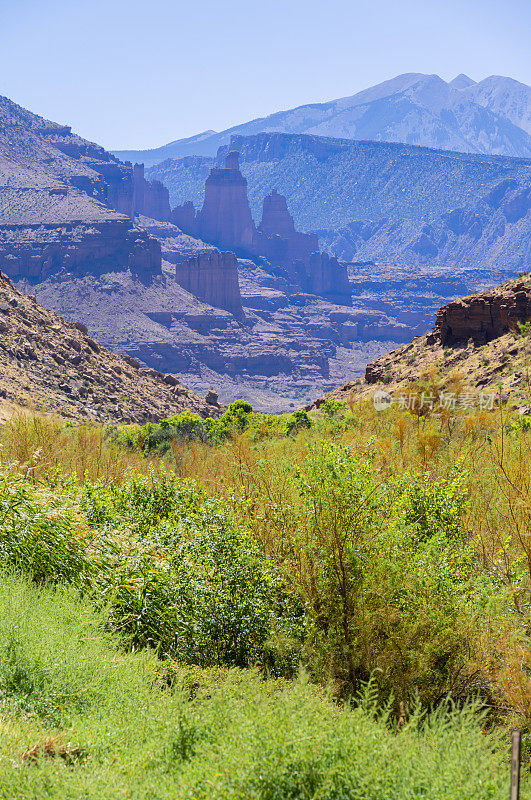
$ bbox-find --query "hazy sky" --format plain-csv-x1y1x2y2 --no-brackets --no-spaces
1,0,530,151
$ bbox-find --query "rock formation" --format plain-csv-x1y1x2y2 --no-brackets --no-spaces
194,151,258,252
0,218,161,282
257,189,350,299
151,131,531,274
170,155,350,300
434,280,531,344
132,163,171,221
258,189,318,262
175,249,243,316
171,201,197,233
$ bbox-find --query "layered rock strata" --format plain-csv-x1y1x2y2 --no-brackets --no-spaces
0,94,172,284
434,280,531,344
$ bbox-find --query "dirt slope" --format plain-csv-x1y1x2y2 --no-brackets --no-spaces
0,271,223,423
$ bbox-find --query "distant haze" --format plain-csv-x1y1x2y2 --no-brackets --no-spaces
0,0,530,150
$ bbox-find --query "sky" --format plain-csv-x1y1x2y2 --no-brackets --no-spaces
1,0,530,151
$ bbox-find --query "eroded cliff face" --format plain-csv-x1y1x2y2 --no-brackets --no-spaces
175,249,243,317
0,94,170,284
434,280,531,344
193,151,258,252
0,219,161,282
257,189,350,300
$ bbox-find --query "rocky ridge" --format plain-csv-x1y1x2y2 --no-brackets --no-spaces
149,131,531,273
0,270,224,424
316,275,531,408
0,94,169,283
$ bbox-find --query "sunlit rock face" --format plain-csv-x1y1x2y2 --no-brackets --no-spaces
175,249,243,317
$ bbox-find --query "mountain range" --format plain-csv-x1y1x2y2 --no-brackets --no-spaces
115,73,531,165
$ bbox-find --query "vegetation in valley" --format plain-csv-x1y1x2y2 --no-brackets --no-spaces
0,384,530,798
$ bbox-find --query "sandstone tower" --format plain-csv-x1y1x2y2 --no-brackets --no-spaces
195,151,258,253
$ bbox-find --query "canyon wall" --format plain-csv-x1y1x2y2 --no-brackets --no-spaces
0,94,169,283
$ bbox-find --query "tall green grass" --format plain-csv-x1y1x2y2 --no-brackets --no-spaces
0,572,521,800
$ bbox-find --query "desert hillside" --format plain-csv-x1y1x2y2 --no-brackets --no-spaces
0,270,223,423
316,275,531,411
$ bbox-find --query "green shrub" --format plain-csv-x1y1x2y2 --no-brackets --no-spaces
104,515,303,671
320,397,344,417
81,472,204,533
278,444,486,702
82,479,304,672
0,470,90,584
285,409,312,435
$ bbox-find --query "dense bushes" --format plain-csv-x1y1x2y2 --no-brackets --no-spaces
0,393,530,794
88,486,304,672
0,432,514,703
0,470,301,674
258,443,484,702
113,401,316,456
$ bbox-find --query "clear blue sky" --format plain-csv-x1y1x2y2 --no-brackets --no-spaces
1,0,530,151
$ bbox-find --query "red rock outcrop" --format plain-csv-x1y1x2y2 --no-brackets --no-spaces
259,189,318,259
174,249,243,317
194,151,258,252
258,189,350,299
171,160,350,301
303,251,351,298
0,219,161,282
435,280,531,344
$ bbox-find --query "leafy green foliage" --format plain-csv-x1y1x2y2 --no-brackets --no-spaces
279,443,485,702
0,572,520,800
80,475,304,672
285,409,312,435
0,471,90,584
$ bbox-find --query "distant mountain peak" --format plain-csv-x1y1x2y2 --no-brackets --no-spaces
449,74,476,89
113,72,531,165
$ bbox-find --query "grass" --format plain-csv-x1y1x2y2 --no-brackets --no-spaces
0,571,521,800
0,387,530,796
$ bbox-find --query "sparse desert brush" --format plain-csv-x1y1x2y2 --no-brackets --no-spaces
0,410,159,484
